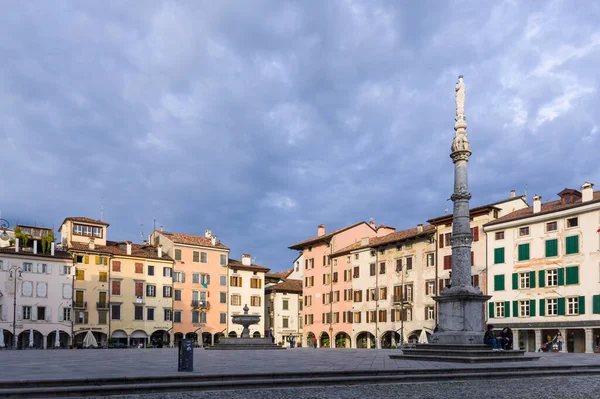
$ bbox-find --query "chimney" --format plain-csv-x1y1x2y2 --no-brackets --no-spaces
15,238,19,253
582,182,594,202
157,245,163,258
205,229,212,238
417,224,423,233
510,190,516,198
317,225,325,237
88,238,95,250
33,240,38,255
126,241,132,256
533,195,542,213
211,236,217,246
160,225,164,232
369,219,376,229
51,242,55,256
361,237,369,246
242,254,251,266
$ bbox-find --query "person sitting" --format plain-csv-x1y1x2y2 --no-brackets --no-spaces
500,327,512,350
484,324,502,351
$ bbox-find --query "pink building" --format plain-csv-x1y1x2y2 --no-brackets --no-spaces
288,221,393,348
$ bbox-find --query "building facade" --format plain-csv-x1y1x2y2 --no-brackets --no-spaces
0,241,73,349
265,277,302,346
151,228,229,346
484,183,600,353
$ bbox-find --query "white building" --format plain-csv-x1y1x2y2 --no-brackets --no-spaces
484,183,600,353
227,254,269,338
265,278,303,346
0,240,74,349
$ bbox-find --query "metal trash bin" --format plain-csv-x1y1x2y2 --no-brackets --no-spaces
178,339,194,372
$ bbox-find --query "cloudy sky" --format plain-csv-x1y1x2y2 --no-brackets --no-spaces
1,0,599,271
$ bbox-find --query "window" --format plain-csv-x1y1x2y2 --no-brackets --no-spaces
495,231,504,240
192,311,199,323
353,312,361,323
353,266,360,278
378,310,387,322
173,271,184,283
250,296,262,307
518,243,530,261
230,276,242,287
354,253,359,260
220,312,227,324
494,275,505,291
546,298,558,316
405,284,413,302
395,259,402,272
305,295,312,306
147,308,155,321
379,262,386,274
163,267,172,277
425,306,435,320
112,281,121,295
379,287,387,300
174,311,182,323
333,259,338,266
332,271,338,283
163,286,172,298
173,249,181,262
135,282,143,297
146,285,156,297
567,297,579,315
495,302,505,318
519,272,530,289
231,294,242,306
37,306,47,320
199,252,207,263
545,239,558,257
406,257,413,270
425,280,435,296
63,265,72,275
147,266,155,276
443,255,452,270
174,290,182,301
220,254,227,266
283,299,289,310
353,290,363,302
99,272,107,283
519,226,530,236
112,261,121,272
566,236,579,254
546,221,557,232
193,273,200,284
164,309,172,322
546,269,558,287
220,275,226,286
567,217,578,228
445,233,451,247
134,306,144,320
219,292,226,304
22,306,31,320
519,300,530,317
75,255,85,264
426,253,435,267
370,263,376,276
93,227,102,237
111,305,121,320
76,269,85,280
251,278,262,289
73,224,83,235
62,308,72,322
470,226,480,242
282,317,289,328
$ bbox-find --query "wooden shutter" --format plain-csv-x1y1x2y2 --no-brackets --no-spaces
471,252,474,266
439,234,444,248
443,255,452,270
488,302,494,318
538,270,545,287
396,259,402,272
473,226,479,242
512,273,518,290
135,282,143,297
539,299,545,316
425,282,429,295
391,309,395,322
473,274,479,287
439,279,444,294
95,256,100,265
84,255,89,264
579,296,585,314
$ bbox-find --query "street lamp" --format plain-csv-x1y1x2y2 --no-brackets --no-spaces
395,269,410,346
8,265,23,350
0,219,10,241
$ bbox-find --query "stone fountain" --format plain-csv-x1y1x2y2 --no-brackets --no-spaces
206,305,284,350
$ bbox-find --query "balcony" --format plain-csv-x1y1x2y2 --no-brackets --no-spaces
96,302,109,310
391,295,412,305
191,300,210,310
73,301,87,309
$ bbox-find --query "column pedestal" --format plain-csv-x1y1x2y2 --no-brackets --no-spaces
534,329,542,352
432,291,491,345
585,328,594,354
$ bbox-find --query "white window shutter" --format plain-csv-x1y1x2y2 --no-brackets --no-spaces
47,264,52,274
45,307,51,322
182,272,186,283
17,307,22,321
58,307,63,322
59,265,64,275
1,261,7,271
33,263,38,273
32,306,38,321
1,305,7,321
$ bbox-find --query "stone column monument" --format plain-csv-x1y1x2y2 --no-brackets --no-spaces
432,75,491,345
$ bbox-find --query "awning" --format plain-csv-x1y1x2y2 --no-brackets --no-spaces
111,330,127,338
131,330,148,338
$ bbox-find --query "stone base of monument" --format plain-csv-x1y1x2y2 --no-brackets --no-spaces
391,343,539,363
205,337,285,350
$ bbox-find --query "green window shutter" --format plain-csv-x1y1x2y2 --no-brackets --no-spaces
538,270,545,287
512,300,518,317
530,271,536,288
518,243,530,261
566,236,579,255
539,299,545,316
488,302,494,318
545,239,558,257
494,275,505,291
566,266,579,285
579,296,585,315
530,300,536,317
558,297,565,315
494,248,505,264
512,273,518,289
558,268,565,286
504,301,510,317
593,295,600,314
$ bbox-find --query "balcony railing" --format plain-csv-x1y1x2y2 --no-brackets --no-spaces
391,295,412,305
96,302,109,310
191,300,210,309
73,301,87,309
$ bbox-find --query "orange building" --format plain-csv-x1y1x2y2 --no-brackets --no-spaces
151,228,229,346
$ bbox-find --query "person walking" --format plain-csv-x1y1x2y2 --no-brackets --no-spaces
554,331,565,352
312,337,317,349
289,333,294,349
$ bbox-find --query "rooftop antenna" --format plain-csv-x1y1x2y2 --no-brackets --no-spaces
139,222,144,243
100,197,104,221
153,219,156,233
524,183,528,202
252,257,256,264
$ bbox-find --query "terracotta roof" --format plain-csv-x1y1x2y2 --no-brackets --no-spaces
289,221,373,250
228,258,270,273
266,270,293,280
61,217,110,227
267,279,303,294
0,247,73,260
68,241,172,261
332,225,436,257
427,196,527,225
485,190,600,227
157,231,229,250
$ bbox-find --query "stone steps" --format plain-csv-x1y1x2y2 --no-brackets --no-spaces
392,343,539,363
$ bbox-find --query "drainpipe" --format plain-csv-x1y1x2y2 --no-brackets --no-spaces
434,228,439,323
107,255,112,347
328,239,333,347
375,248,379,349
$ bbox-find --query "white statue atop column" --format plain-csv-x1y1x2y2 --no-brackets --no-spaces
452,75,470,153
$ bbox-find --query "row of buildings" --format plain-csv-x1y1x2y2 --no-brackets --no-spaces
0,217,270,349
287,182,600,353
